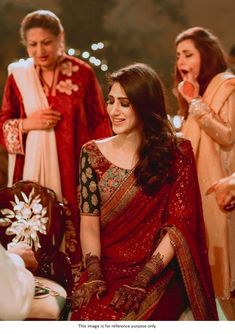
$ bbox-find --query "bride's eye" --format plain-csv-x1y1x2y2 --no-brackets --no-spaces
121,101,130,107
106,97,114,104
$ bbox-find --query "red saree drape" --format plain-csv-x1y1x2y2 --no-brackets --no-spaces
71,139,218,320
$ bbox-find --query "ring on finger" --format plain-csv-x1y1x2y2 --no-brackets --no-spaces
46,120,51,126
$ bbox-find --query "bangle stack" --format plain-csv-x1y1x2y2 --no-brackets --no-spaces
190,96,202,105
188,96,204,116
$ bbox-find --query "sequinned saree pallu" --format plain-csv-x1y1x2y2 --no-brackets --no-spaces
71,139,218,320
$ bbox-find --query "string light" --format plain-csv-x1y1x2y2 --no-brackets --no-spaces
82,51,90,59
172,115,183,130
91,43,98,51
97,42,104,49
68,48,75,56
167,114,183,131
101,64,108,72
66,41,109,72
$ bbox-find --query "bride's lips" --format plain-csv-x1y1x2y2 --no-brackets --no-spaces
112,118,125,125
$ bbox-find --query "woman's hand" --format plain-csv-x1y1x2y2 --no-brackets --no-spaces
111,284,146,314
7,241,38,271
177,70,200,103
111,252,165,314
22,107,61,132
72,253,107,310
206,175,235,211
73,280,107,309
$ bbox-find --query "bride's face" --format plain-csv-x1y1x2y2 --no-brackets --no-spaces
107,82,140,136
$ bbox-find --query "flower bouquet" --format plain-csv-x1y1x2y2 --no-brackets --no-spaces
0,188,48,251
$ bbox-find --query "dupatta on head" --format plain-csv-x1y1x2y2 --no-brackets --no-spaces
8,58,62,201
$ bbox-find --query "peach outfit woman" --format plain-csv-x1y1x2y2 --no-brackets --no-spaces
182,72,235,299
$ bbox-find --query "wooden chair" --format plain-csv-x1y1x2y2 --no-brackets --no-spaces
0,180,74,320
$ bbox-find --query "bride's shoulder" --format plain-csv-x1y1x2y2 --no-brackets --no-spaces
95,135,116,147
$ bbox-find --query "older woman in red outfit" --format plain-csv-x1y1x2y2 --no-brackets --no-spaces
0,10,112,274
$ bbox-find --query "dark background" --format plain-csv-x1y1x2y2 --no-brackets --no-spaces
0,0,234,114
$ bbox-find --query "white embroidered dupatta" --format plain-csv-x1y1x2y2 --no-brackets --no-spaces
8,58,62,201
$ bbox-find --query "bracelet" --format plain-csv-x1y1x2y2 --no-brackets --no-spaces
188,96,204,116
189,96,202,105
189,96,211,117
146,252,165,277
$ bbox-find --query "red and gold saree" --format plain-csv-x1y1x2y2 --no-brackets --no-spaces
71,139,218,320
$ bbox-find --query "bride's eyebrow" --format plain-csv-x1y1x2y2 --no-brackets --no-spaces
118,97,129,101
107,94,128,100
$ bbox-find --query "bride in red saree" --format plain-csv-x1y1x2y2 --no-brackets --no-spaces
71,63,218,320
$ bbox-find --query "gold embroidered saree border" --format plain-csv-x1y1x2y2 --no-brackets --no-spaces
100,170,139,227
167,226,210,320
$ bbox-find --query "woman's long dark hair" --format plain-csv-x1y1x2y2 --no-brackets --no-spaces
108,63,176,195
173,27,228,118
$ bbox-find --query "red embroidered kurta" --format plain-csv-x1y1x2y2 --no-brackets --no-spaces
0,55,112,271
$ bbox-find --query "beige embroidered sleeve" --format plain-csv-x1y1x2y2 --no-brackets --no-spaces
2,119,24,155
190,91,235,146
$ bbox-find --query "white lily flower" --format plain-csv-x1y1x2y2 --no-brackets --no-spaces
0,188,48,251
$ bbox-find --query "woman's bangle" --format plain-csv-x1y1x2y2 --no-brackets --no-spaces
189,96,202,105
188,96,204,116
189,96,211,117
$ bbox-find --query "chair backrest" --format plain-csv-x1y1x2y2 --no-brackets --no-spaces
0,180,74,319
0,180,65,254
0,180,73,295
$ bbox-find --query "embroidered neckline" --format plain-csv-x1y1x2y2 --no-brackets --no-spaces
91,140,135,172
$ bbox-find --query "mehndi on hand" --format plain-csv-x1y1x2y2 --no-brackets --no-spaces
110,252,164,314
72,253,107,310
